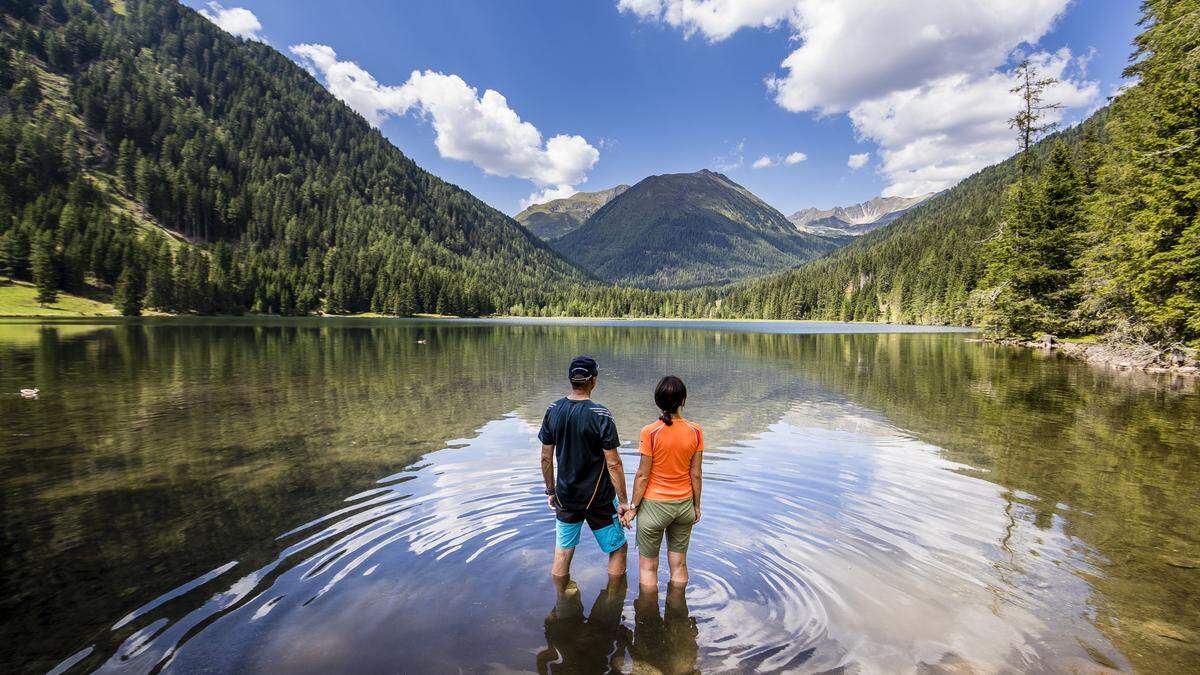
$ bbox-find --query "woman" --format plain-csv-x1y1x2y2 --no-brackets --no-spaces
622,376,703,587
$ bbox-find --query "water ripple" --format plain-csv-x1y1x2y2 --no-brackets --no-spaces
55,403,1129,673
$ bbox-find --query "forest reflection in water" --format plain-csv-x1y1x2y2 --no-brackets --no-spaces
0,318,1196,673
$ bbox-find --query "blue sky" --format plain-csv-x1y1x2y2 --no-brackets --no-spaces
187,0,1140,217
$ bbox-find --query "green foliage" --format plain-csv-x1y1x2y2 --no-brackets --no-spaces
977,141,1085,336
1080,0,1200,344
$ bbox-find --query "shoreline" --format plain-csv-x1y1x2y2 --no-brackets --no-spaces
0,313,973,334
969,336,1199,377
5,310,1196,379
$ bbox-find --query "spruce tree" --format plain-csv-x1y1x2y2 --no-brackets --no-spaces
31,231,57,305
1008,59,1063,176
114,264,144,316
977,60,1064,337
1082,0,1200,345
0,228,30,279
1036,142,1084,333
145,239,175,310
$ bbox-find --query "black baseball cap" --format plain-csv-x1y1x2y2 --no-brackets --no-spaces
568,355,598,383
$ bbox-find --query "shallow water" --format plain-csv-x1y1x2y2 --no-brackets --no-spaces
1,318,1197,673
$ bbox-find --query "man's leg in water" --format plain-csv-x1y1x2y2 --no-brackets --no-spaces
554,515,584,578
607,543,628,576
666,550,688,585
552,546,575,578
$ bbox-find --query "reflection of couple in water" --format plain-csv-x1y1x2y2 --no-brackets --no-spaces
536,356,704,672
538,575,699,674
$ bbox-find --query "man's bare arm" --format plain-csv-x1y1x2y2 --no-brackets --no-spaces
602,448,628,506
541,443,556,508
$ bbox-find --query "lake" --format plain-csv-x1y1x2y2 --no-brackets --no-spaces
1,318,1197,673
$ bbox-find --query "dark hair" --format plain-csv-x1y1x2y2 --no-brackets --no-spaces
654,376,687,426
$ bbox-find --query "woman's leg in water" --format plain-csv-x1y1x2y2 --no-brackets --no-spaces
639,553,659,588
666,549,688,585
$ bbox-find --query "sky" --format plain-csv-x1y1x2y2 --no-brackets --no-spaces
186,0,1141,217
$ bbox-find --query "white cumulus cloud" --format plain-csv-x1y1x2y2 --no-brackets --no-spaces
520,185,580,210
290,44,599,207
198,2,264,41
753,151,806,168
764,0,1070,115
617,0,1098,196
617,0,799,42
852,49,1098,195
847,152,869,169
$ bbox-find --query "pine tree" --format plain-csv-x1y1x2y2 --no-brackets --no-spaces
0,228,30,279
1008,59,1063,176
1036,142,1084,333
977,60,1065,337
116,138,137,189
31,231,58,305
1081,0,1200,345
145,239,174,310
114,264,143,316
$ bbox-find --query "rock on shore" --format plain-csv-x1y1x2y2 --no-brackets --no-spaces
970,335,1200,376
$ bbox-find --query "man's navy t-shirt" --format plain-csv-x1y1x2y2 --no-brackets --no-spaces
539,398,620,510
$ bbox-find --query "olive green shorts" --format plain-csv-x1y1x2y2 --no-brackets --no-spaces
635,497,697,554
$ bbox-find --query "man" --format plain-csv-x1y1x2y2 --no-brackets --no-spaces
539,355,630,579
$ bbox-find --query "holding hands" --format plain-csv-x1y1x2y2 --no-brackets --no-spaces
619,503,636,529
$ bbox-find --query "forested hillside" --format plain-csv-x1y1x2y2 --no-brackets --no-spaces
0,0,596,316
716,0,1197,348
715,116,1105,324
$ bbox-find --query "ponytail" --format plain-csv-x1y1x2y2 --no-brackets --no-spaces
654,376,687,427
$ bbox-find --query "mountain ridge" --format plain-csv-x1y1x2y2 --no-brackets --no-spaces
789,193,937,237
551,169,847,289
514,185,630,240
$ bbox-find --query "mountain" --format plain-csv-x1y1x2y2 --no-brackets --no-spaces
789,193,936,237
551,169,848,289
515,185,629,240
0,0,593,317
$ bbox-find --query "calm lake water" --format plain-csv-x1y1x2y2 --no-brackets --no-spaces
1,318,1198,674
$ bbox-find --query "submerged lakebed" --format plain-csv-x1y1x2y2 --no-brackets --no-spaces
1,318,1197,673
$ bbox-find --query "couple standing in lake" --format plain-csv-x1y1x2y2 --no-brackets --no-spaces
538,356,703,588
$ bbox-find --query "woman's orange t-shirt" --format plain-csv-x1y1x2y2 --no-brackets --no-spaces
639,418,704,501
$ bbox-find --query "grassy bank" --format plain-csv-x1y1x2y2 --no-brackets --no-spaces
0,279,119,317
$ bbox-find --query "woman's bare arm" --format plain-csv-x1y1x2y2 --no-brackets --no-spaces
631,454,652,508
689,450,703,522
